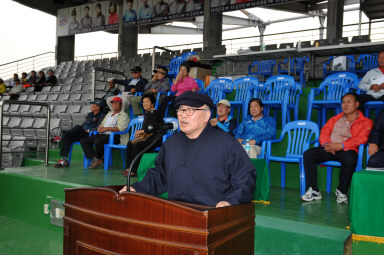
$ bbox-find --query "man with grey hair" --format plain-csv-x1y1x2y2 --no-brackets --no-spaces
358,51,384,112
120,91,256,208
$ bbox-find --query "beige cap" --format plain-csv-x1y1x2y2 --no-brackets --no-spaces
217,99,231,107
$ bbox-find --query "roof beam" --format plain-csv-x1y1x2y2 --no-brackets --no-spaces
150,25,202,34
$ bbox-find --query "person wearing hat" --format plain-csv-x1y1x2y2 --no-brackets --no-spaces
102,79,121,100
235,98,276,159
81,96,130,169
53,99,106,168
114,66,148,94
210,99,237,136
120,91,256,207
123,93,165,177
130,65,170,117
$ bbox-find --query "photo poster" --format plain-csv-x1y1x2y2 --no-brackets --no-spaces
122,0,139,26
57,8,69,37
211,0,296,13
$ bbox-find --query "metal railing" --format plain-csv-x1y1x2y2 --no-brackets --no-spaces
0,52,55,80
92,67,127,101
151,46,177,71
0,101,51,169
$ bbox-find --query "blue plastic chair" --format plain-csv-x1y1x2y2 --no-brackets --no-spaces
229,76,258,122
68,131,98,168
278,57,309,86
205,78,233,105
104,117,144,170
154,117,179,151
262,75,301,126
168,56,184,80
181,51,197,61
318,144,365,193
265,120,320,196
306,72,359,128
195,78,205,93
363,100,384,119
248,60,276,80
354,54,378,78
323,55,356,78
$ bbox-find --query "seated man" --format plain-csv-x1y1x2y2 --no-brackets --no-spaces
53,99,106,168
80,97,129,169
26,70,37,86
45,70,57,86
210,99,237,136
9,73,18,87
114,66,148,112
358,51,384,112
120,91,256,208
302,93,373,203
114,66,148,94
7,79,23,100
235,98,276,158
131,65,170,117
367,110,384,168
102,79,121,100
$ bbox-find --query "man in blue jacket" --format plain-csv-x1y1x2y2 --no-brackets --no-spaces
114,66,148,94
210,99,237,136
368,110,384,168
120,91,256,207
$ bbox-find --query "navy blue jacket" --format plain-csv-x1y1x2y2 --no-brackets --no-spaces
368,110,384,151
114,77,148,93
132,124,256,206
83,111,105,131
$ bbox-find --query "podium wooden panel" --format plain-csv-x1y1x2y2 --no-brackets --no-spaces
63,186,255,255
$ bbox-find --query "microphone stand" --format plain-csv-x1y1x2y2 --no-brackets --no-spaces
126,130,166,191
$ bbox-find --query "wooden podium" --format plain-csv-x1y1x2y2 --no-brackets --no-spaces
63,186,255,255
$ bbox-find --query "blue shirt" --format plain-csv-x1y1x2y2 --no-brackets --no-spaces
138,5,152,19
215,115,237,136
123,9,137,22
235,115,276,145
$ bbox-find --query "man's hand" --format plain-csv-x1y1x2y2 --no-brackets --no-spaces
237,138,244,144
98,126,107,133
130,88,137,94
152,75,157,82
150,88,157,93
85,129,90,133
324,143,343,153
249,139,256,145
134,130,144,138
368,143,379,156
119,186,136,193
216,201,231,208
370,84,381,92
210,118,218,126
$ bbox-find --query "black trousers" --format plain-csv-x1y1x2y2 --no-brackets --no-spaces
303,147,358,194
59,125,89,157
368,151,384,168
126,135,162,173
358,94,384,113
80,134,120,160
158,95,176,116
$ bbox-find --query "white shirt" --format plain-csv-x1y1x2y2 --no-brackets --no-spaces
359,68,384,98
103,112,120,134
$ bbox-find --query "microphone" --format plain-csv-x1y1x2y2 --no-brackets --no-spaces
147,121,178,133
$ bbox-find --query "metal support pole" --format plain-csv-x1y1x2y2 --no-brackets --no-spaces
358,7,362,36
152,47,156,73
92,69,96,101
45,106,50,166
0,101,3,170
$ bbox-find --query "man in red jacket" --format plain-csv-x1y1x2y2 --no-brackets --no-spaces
302,93,373,204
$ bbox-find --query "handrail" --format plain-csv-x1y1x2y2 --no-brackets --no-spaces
0,52,55,67
92,67,127,101
0,100,51,169
152,46,178,72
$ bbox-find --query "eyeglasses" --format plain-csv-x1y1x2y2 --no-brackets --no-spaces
176,108,208,116
131,71,140,74
156,71,166,75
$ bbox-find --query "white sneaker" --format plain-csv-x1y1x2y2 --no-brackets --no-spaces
335,189,348,204
301,187,322,202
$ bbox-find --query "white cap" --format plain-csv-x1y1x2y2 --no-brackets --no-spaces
217,99,231,107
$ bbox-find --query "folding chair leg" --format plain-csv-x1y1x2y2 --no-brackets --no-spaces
281,163,286,188
299,160,305,196
326,166,332,193
321,107,327,127
104,145,110,170
121,149,126,169
83,155,91,168
68,144,73,165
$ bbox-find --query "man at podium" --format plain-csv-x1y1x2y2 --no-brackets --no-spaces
120,91,256,207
